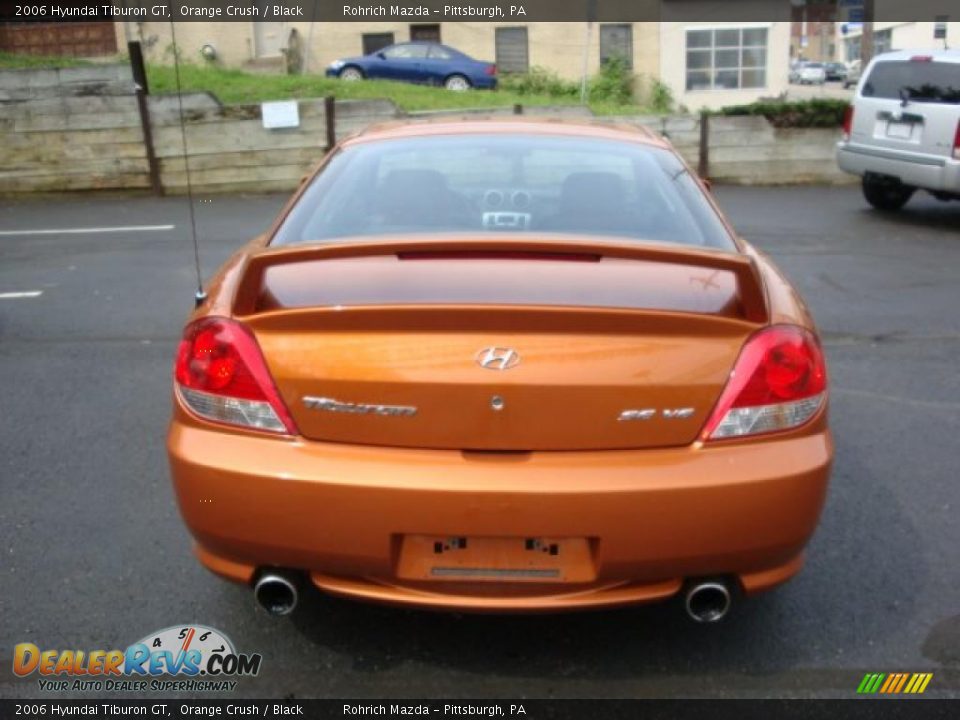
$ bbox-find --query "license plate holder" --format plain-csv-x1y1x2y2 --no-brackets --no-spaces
397,535,595,583
886,121,914,140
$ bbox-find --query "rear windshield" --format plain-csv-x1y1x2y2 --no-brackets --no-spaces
862,60,960,104
271,134,735,250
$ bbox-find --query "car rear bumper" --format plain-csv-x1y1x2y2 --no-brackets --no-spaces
168,409,832,612
837,141,960,192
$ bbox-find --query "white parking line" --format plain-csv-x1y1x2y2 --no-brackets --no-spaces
0,291,43,299
0,224,175,236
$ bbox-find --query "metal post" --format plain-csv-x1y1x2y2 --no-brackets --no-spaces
698,111,710,180
128,41,162,196
324,95,336,152
128,40,149,94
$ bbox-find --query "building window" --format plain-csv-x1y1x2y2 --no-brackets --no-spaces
844,37,859,63
410,24,441,42
685,27,768,91
362,33,394,56
874,28,893,55
599,24,633,69
495,27,529,73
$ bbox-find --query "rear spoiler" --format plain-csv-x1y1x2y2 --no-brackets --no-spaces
232,237,768,323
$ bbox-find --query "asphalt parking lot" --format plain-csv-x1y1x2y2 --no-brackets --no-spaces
1,186,958,699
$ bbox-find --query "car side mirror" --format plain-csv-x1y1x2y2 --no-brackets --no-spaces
376,52,386,60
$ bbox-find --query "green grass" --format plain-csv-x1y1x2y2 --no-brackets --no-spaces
0,51,93,69
0,52,651,115
145,63,646,115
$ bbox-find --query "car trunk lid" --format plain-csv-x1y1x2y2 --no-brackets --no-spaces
234,237,767,451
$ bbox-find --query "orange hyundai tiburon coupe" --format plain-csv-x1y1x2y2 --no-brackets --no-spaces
168,119,832,621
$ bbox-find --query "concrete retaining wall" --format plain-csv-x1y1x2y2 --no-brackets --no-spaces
0,64,853,196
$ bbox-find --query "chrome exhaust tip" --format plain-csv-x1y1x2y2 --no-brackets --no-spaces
684,580,731,623
253,572,299,616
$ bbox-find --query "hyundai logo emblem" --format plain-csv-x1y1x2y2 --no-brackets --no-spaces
476,347,520,371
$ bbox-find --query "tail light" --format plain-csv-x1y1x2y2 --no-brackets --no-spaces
174,318,297,435
486,64,497,76
953,120,960,160
701,325,827,441
842,105,854,142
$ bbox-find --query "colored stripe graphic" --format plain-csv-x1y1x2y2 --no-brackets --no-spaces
858,672,932,694
893,673,910,693
905,673,933,694
879,674,895,693
857,673,885,693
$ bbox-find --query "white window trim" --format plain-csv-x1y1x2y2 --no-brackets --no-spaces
684,24,772,93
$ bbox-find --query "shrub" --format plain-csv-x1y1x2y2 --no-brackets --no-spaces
588,56,634,104
499,66,579,98
717,98,849,127
648,79,674,114
498,59,635,106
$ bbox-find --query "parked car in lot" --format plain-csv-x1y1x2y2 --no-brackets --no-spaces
325,42,497,91
837,49,960,210
796,62,827,85
824,62,849,82
168,118,832,620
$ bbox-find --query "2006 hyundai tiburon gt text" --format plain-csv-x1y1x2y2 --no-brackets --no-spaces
167,119,832,622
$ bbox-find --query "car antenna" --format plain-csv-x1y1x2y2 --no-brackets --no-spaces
169,21,206,308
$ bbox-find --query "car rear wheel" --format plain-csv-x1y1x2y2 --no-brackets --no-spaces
444,74,471,91
862,177,915,211
339,66,364,82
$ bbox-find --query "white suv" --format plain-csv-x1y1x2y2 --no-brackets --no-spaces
837,49,960,210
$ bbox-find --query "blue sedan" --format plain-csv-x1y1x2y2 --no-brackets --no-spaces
325,42,497,91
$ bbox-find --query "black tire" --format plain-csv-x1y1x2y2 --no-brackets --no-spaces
862,177,915,211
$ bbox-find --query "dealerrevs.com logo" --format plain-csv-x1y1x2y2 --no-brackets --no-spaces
13,625,262,692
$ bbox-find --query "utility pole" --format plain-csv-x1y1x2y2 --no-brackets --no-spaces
861,0,875,67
